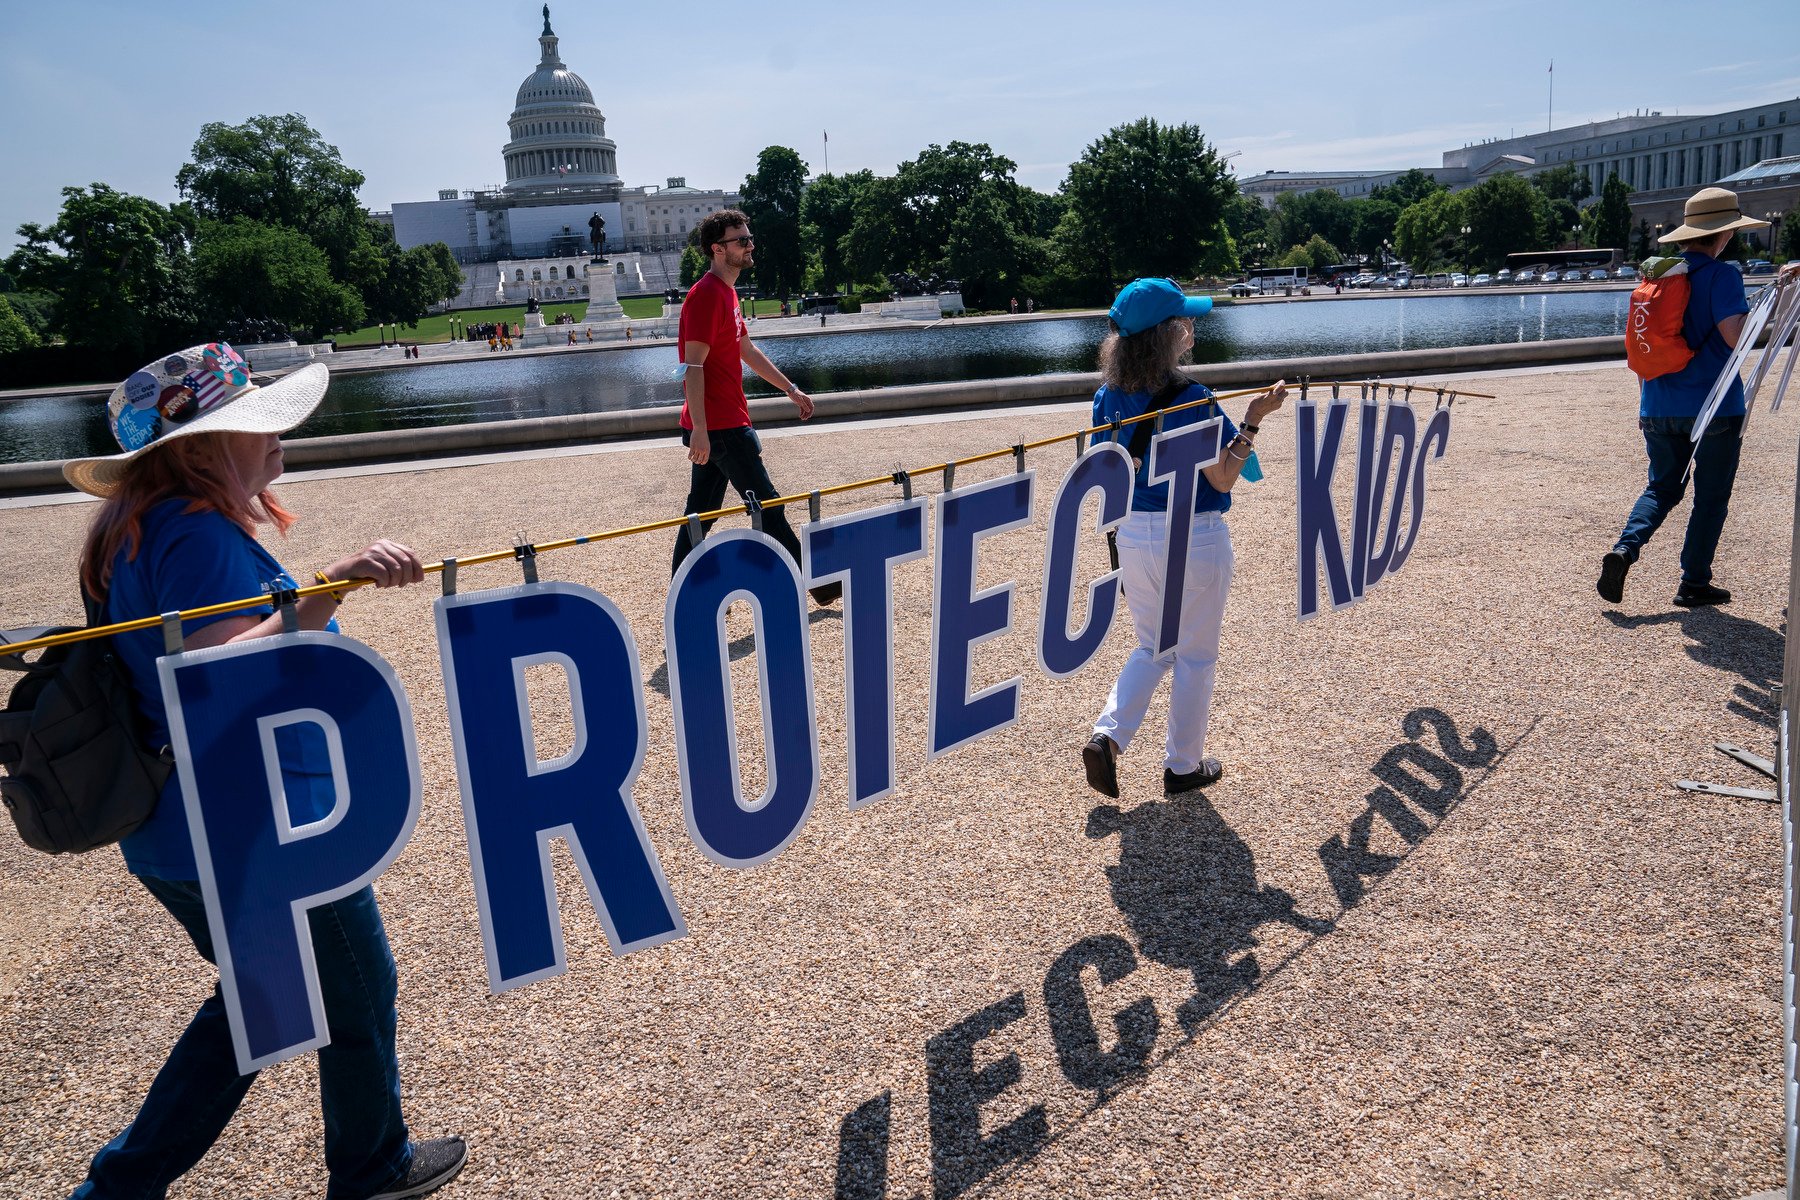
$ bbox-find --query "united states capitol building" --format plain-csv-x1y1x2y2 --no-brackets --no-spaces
381,6,737,306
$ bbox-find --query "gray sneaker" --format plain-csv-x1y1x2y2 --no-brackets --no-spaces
367,1137,467,1200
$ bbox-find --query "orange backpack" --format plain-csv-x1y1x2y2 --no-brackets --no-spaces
1625,257,1696,381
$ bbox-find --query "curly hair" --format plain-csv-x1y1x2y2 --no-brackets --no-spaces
698,208,751,260
1097,316,1191,395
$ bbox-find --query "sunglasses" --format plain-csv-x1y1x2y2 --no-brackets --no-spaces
716,235,755,248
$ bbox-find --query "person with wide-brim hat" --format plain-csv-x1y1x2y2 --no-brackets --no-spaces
1596,187,1766,610
65,343,468,1200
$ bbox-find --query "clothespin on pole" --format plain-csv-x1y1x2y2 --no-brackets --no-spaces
1013,443,1027,473
1403,383,1414,407
441,557,458,596
513,536,539,584
808,490,822,523
943,461,957,491
161,611,184,655
1075,429,1088,455
744,491,765,533
892,469,913,502
685,513,706,546
1300,376,1310,403
267,582,301,634
1331,383,1341,401
1435,387,1447,409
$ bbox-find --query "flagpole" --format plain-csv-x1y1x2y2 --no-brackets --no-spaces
1548,60,1554,133
823,130,829,175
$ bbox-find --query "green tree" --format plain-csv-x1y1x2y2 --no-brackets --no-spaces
1530,164,1593,204
1369,169,1447,210
191,218,364,338
1022,207,1114,309
5,184,199,354
1279,234,1341,274
1462,174,1542,269
679,243,707,288
739,145,809,298
177,114,368,277
946,185,1037,308
1779,209,1800,260
799,169,875,294
1393,191,1466,269
1064,118,1235,282
1592,174,1632,254
1271,189,1355,253
1542,197,1582,247
1,290,55,341
1349,200,1401,258
349,224,463,327
0,296,37,354
1631,219,1654,261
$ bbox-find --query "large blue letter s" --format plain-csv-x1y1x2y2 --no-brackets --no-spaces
159,633,419,1073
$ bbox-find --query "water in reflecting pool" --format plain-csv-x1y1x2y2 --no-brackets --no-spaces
3,291,1629,464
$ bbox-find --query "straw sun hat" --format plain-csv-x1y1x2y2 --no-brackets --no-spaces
62,343,329,498
1657,186,1771,244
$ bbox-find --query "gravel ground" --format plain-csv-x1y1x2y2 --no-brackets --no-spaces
0,359,1792,1199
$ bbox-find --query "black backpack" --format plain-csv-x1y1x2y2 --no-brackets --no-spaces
0,593,172,854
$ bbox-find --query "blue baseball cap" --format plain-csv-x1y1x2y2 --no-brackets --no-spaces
1108,278,1213,337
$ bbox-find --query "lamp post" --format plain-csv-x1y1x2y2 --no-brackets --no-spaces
1382,239,1391,274
1766,211,1782,255
1459,224,1472,273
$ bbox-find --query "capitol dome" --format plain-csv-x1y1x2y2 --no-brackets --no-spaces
501,5,620,191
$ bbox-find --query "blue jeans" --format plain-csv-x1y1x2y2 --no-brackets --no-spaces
670,425,805,575
1616,415,1744,586
71,879,413,1200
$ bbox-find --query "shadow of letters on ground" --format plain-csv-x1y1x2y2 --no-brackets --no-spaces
832,707,1501,1200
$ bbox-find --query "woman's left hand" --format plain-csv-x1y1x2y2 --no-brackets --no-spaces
1246,379,1289,424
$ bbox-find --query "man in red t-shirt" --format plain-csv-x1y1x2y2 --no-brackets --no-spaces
672,208,838,604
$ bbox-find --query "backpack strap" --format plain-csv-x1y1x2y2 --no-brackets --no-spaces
1125,375,1194,468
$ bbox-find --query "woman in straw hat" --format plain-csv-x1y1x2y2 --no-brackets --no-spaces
1079,278,1287,799
64,345,465,1199
1597,186,1767,608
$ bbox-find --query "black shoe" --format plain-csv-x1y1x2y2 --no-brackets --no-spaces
1164,759,1224,794
1082,734,1119,799
1673,582,1732,608
809,580,843,606
367,1137,468,1200
1597,550,1631,604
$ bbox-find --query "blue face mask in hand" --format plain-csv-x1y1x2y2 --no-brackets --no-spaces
1241,448,1263,483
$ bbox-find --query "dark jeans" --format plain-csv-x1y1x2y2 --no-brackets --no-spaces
71,879,412,1200
670,425,805,575
1616,414,1744,586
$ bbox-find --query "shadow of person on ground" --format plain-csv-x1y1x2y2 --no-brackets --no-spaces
644,607,842,697
1603,607,1782,727
1087,789,1334,1036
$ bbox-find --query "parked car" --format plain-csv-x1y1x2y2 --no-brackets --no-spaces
1515,268,1539,284
1226,281,1257,297
1349,273,1376,288
1541,269,1562,284
1471,273,1493,286
1745,259,1776,275
1392,272,1413,289
1450,273,1469,287
1497,268,1514,283
1615,264,1638,280
1587,268,1611,281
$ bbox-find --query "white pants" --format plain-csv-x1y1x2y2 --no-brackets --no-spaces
1094,509,1234,775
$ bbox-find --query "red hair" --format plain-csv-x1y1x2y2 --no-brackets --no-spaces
79,433,297,599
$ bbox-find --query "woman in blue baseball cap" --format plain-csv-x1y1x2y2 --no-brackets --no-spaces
1081,278,1287,798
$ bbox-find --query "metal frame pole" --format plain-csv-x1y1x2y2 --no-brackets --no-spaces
1782,418,1800,1200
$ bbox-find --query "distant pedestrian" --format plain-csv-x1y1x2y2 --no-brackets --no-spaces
1597,186,1768,609
1026,297,1035,313
670,208,838,606
1009,297,1018,314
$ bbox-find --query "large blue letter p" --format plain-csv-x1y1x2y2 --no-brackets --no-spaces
159,633,420,1074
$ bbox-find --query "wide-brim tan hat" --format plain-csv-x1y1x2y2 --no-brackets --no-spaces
63,342,330,498
1657,186,1771,243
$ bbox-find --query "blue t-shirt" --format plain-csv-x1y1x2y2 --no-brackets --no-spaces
105,498,338,879
1640,252,1751,420
1092,381,1239,514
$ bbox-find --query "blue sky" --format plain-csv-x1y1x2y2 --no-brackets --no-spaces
3,0,1797,256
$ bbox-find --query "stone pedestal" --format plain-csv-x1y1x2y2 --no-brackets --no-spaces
523,310,546,330
581,262,627,325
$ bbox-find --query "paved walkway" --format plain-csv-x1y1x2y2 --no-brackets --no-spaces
0,361,1789,1197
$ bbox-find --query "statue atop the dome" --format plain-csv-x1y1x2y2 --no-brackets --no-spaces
587,211,607,262
542,4,553,35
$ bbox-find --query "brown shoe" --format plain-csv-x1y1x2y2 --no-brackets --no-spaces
1082,734,1120,799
